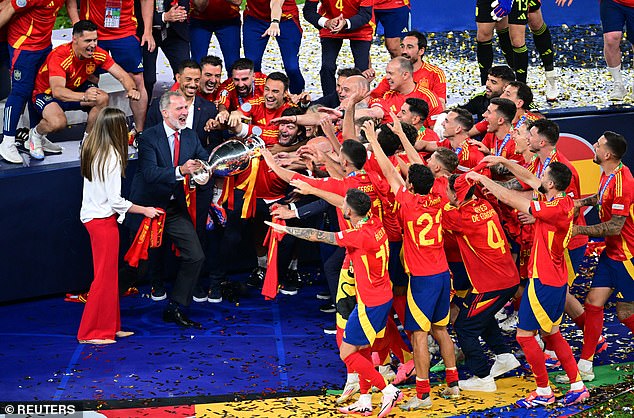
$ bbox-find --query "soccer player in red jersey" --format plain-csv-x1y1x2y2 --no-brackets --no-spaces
0,0,66,164
373,1,411,58
267,188,403,417
364,57,443,128
472,98,523,166
30,20,140,159
418,108,486,174
467,161,590,408
303,0,373,96
568,132,634,382
443,174,520,393
232,72,294,147
68,0,155,133
243,0,305,93
216,58,267,123
371,31,447,106
364,120,460,410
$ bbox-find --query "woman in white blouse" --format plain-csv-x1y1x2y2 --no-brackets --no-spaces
78,107,160,345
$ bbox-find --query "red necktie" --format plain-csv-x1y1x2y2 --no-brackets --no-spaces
173,131,180,167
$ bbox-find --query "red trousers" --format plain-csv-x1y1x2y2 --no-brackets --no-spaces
77,216,121,340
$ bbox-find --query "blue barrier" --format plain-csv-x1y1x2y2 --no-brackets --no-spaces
411,0,600,32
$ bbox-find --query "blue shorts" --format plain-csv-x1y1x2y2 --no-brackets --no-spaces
565,245,586,285
32,82,97,114
98,36,143,73
601,0,634,40
592,252,634,302
405,270,451,332
449,261,471,301
343,299,392,346
388,241,408,287
374,6,411,38
518,278,566,333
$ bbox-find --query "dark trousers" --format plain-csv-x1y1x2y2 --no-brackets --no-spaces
324,246,346,305
143,30,191,102
454,285,518,378
319,37,370,96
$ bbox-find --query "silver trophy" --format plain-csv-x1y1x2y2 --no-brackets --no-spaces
191,134,266,185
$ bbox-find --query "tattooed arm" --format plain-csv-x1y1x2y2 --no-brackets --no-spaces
270,223,338,245
574,194,598,208
573,215,626,238
498,178,525,191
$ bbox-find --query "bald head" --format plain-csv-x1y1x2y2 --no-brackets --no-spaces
340,75,370,101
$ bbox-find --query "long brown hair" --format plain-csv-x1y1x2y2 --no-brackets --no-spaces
80,107,129,181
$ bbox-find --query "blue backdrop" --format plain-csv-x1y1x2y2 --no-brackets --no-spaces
411,0,601,32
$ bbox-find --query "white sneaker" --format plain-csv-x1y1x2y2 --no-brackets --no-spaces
545,70,559,102
0,138,23,163
378,385,403,418
440,385,461,399
458,375,497,392
338,397,373,416
336,375,360,404
500,312,519,332
555,362,595,383
610,83,626,101
490,353,521,378
399,395,432,410
495,307,509,322
378,365,396,383
28,129,45,160
41,137,63,154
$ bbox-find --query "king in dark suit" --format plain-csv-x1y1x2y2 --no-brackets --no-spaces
128,90,209,328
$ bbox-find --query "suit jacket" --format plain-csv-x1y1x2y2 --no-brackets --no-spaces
126,123,209,231
135,0,190,42
146,95,222,151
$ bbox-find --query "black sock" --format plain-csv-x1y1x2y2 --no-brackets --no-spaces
477,40,494,85
497,27,514,68
531,23,555,72
513,44,529,83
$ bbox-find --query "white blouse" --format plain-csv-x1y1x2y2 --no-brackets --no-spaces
80,148,133,224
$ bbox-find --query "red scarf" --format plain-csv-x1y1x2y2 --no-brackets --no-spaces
261,218,286,300
124,209,166,267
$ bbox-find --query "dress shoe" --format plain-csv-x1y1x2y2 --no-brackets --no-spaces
115,331,135,338
78,339,116,345
163,307,202,329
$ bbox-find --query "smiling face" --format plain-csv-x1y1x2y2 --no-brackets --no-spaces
232,68,254,97
176,67,201,99
73,30,98,59
278,121,299,146
485,75,506,99
512,123,530,155
200,63,222,95
385,61,407,91
162,95,188,130
263,78,286,110
593,135,609,165
483,103,502,132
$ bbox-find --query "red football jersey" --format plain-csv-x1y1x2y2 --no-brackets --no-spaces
396,186,448,276
528,196,574,286
416,126,439,159
80,0,138,40
370,82,443,128
364,152,404,242
525,150,588,250
374,0,410,10
33,43,115,99
191,0,240,20
372,61,446,102
240,100,294,147
235,158,288,200
481,130,517,159
336,216,393,307
597,164,634,261
309,0,374,41
8,0,64,51
436,138,486,174
217,71,267,111
245,0,301,26
442,199,520,293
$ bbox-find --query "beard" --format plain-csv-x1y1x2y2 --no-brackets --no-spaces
538,185,547,194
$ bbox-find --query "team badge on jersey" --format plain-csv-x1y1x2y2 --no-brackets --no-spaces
86,62,96,75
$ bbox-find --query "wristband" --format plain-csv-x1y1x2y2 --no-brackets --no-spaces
271,19,280,24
